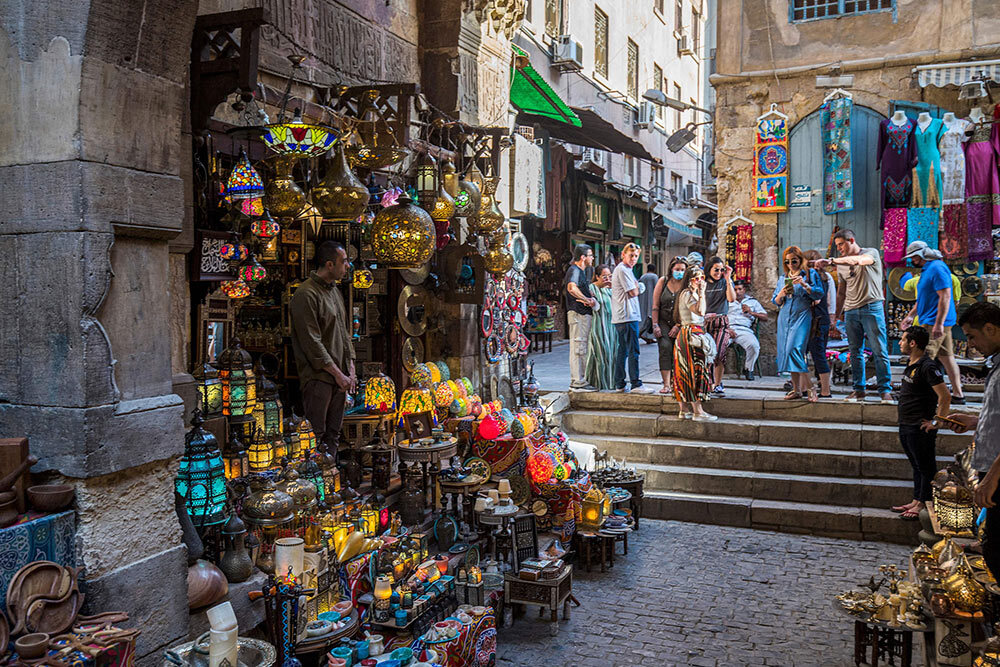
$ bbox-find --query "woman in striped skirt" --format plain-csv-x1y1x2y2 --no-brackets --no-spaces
673,267,716,421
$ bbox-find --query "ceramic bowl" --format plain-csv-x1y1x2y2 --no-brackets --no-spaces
375,660,401,667
305,620,332,637
318,611,342,623
27,484,74,512
15,632,50,659
332,600,353,617
391,647,413,664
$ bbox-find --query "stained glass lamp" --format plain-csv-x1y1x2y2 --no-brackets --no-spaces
176,410,229,527
239,255,267,283
298,454,326,504
284,415,302,460
454,178,481,218
222,427,250,480
219,241,249,262
217,338,256,424
415,153,438,207
364,374,397,414
297,418,317,456
250,212,281,239
352,268,374,290
225,149,265,201
397,386,436,428
247,432,274,472
240,197,265,217
255,375,284,438
193,359,223,418
221,279,251,299
371,194,435,269
262,113,338,159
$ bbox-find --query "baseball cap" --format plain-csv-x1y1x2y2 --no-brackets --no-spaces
903,241,929,259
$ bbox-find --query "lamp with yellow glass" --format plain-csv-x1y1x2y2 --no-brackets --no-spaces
373,575,393,622
580,487,606,530
247,433,274,473
297,417,317,456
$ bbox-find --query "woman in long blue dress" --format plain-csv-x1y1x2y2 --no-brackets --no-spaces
773,246,825,402
585,265,618,390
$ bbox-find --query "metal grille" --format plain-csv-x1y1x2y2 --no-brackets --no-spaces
627,39,639,100
545,0,559,37
653,64,664,121
594,7,609,78
791,0,893,21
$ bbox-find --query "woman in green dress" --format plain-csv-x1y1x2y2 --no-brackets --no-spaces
585,265,618,390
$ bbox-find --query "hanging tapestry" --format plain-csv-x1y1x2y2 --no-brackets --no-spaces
883,208,908,266
724,225,738,267
907,207,939,266
735,224,753,282
752,114,789,212
940,204,969,260
968,202,994,261
821,97,853,213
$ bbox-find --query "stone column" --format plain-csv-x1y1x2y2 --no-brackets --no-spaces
0,1,198,661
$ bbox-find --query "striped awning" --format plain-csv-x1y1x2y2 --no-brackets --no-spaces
914,59,1000,87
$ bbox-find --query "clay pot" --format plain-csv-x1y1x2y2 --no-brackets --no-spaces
14,633,49,659
0,491,18,527
187,560,229,610
26,484,75,513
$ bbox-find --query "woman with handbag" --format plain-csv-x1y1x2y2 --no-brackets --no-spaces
673,267,716,420
652,256,689,394
804,249,836,398
773,246,826,402
704,257,737,396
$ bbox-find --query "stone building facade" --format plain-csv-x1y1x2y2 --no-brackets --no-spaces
710,0,1000,373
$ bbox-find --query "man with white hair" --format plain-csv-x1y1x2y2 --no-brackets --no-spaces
901,241,965,403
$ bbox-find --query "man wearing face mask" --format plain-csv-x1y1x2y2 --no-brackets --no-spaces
727,280,768,381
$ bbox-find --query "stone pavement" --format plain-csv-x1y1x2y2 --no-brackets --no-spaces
531,340,662,392
496,520,911,667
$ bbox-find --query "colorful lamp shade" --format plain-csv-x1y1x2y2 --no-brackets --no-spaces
240,197,265,217
352,268,374,290
477,414,503,440
397,386,436,427
433,382,454,408
250,214,281,239
193,360,223,418
239,256,267,283
371,194,435,269
364,374,397,414
217,338,257,424
297,418,317,456
410,363,433,388
175,410,229,526
426,364,442,384
220,279,251,299
247,432,274,472
225,149,265,201
454,178,481,218
254,375,284,438
434,361,451,381
526,451,556,484
262,117,338,159
221,428,250,480
312,143,369,221
298,455,326,503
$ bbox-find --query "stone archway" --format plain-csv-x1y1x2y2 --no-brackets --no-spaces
1,1,200,660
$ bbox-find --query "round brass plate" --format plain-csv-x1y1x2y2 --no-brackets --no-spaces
400,261,430,285
963,275,984,297
888,266,920,301
402,336,424,373
398,284,429,336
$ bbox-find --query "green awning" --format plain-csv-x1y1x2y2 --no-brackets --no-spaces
509,45,581,127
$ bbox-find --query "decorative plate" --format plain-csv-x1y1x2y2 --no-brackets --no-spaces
887,266,919,301
481,307,494,338
507,473,530,506
464,457,492,483
400,261,430,285
449,543,470,554
398,285,429,336
963,275,984,297
402,337,424,373
532,500,547,517
962,262,980,276
504,323,520,354
510,233,529,272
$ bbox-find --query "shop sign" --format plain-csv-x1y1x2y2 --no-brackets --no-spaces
623,205,644,239
193,229,236,282
585,194,609,230
791,184,812,208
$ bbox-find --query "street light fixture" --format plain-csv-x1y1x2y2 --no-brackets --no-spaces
642,89,712,116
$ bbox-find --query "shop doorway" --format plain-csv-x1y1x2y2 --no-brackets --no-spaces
778,104,886,254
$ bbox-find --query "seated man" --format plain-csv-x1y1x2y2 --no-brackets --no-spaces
727,279,768,380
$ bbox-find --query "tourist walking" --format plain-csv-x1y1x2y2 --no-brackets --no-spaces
563,244,597,391
804,250,836,397
638,264,659,343
704,257,736,395
773,246,825,402
892,326,950,520
673,267,715,420
585,265,618,391
611,243,652,393
900,241,965,404
727,279,768,381
652,257,688,394
814,229,893,403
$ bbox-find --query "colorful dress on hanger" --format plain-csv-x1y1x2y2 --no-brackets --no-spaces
940,118,971,204
877,117,917,210
911,118,944,208
963,109,1000,260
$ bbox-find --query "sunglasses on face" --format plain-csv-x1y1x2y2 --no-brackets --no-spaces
784,259,800,265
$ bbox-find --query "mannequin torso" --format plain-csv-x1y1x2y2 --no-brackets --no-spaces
942,112,959,130
969,107,987,124
916,112,932,132
891,110,909,127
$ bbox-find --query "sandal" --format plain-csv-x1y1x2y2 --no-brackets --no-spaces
658,386,671,394
783,391,802,401
899,509,920,521
818,393,833,399
891,503,915,513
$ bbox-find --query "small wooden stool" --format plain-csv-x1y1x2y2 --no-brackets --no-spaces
573,532,612,573
503,565,574,636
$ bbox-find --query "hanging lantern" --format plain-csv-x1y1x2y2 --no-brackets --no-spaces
250,211,281,239
364,374,397,414
298,417,317,456
440,159,459,198
296,203,324,238
473,178,505,234
312,143,369,221
247,429,274,472
221,280,250,299
218,338,256,424
265,156,308,217
219,241,249,262
283,415,303,460
240,197,265,217
221,427,250,480
225,149,265,201
415,153,439,207
239,255,267,283
175,410,229,527
262,113,338,158
483,243,514,277
454,178,481,218
192,359,223,418
467,163,485,193
255,374,284,438
371,194,435,269
430,184,456,223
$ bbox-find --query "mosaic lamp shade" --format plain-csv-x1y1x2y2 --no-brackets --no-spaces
254,375,284,438
454,178,481,218
225,149,265,201
371,194,435,269
409,363,433,388
239,255,267,283
239,197,265,217
217,338,256,424
193,359,223,418
397,386,436,428
297,418,317,456
364,374,397,414
219,242,249,262
220,279,251,299
262,114,338,159
176,410,229,527
250,213,281,240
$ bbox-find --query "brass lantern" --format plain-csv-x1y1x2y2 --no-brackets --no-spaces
440,159,459,198
284,415,303,460
454,178,481,218
255,374,284,439
217,338,256,424
415,153,439,208
297,417,317,457
266,156,308,217
473,178,504,234
296,203,324,238
193,358,223,418
247,430,275,473
580,487,606,530
430,185,456,223
483,243,514,277
311,143,369,221
222,427,250,480
371,194,435,268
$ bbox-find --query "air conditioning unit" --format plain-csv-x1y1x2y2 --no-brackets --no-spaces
580,147,606,167
636,101,656,129
677,34,693,56
552,35,584,71
684,182,699,204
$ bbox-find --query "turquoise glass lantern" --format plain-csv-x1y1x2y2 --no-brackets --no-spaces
175,410,229,527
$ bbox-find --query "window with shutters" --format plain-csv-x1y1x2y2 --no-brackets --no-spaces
675,0,684,31
692,8,700,53
790,0,894,22
627,39,639,101
595,7,609,78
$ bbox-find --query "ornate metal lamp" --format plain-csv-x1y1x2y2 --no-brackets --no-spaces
222,427,250,480
440,159,459,198
297,418,317,457
217,338,257,424
247,428,275,473
193,358,223,418
415,153,439,208
312,142,369,221
255,373,284,439
175,410,230,527
454,177,481,218
265,156,308,217
371,194,435,268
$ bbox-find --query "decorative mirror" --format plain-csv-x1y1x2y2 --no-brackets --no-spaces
510,233,529,272
397,285,429,336
504,323,520,354
481,307,494,337
400,261,430,286
485,335,503,363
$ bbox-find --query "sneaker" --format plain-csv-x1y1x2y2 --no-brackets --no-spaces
678,412,694,419
952,395,966,405
712,385,725,396
844,391,866,403
570,384,598,392
611,387,626,393
744,370,756,381
692,413,718,421
631,385,654,394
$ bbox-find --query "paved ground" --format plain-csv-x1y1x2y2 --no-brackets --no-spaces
496,520,911,667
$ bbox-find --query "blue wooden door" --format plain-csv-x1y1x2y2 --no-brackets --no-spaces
778,105,886,255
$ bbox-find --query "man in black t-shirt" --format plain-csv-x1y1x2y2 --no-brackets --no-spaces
563,244,596,391
893,326,951,520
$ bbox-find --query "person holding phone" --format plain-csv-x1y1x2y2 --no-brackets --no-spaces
773,246,825,402
673,267,715,420
704,257,737,395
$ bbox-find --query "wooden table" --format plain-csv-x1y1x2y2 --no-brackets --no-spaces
526,329,555,353
572,531,612,573
503,565,573,636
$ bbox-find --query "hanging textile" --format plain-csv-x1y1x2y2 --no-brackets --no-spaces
940,119,971,205
725,225,738,266
940,204,969,260
963,109,1000,230
821,96,853,213
734,224,753,282
752,108,789,213
907,208,939,266
968,202,994,261
883,208,908,265
877,117,917,209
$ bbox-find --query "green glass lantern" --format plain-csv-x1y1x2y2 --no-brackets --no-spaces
218,338,256,424
222,427,250,480
255,374,284,438
298,453,326,504
175,410,229,527
192,359,223,418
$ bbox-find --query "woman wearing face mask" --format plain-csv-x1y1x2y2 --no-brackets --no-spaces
652,257,688,394
773,246,826,402
673,267,716,420
704,257,736,396
585,264,618,391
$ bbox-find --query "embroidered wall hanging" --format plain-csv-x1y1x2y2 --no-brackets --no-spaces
883,208,908,266
907,207,939,266
940,203,968,260
821,96,853,214
734,224,753,282
725,225,738,267
752,104,789,213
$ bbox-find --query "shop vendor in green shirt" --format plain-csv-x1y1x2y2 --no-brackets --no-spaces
289,241,356,453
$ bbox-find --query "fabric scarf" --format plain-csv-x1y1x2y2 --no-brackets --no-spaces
735,224,753,282
883,208,908,265
940,203,969,260
821,96,854,213
968,201,994,261
906,207,939,266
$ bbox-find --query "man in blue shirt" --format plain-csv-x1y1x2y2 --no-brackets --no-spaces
901,241,965,404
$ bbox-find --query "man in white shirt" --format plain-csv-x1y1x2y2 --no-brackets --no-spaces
611,243,653,394
727,280,768,381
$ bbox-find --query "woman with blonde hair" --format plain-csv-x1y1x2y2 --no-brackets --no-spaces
773,246,826,401
673,266,715,420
